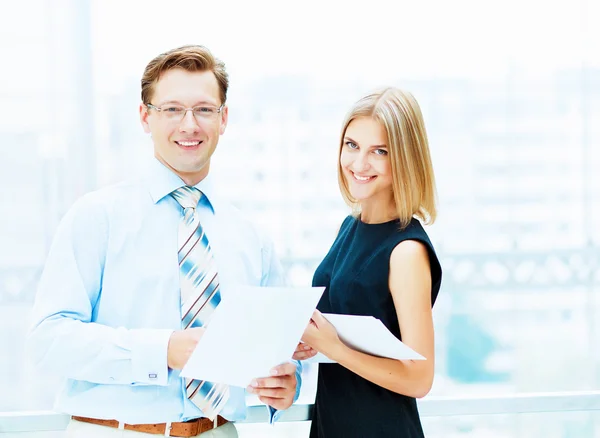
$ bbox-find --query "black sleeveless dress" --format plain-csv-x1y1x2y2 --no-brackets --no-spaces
309,215,442,438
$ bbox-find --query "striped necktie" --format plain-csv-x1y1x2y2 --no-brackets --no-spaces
170,185,230,420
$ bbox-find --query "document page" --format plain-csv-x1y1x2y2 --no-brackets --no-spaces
308,313,425,363
181,285,324,387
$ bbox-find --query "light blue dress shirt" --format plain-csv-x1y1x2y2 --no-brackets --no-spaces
27,158,301,424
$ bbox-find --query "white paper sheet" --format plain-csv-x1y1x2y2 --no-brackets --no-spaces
307,313,425,363
180,285,324,388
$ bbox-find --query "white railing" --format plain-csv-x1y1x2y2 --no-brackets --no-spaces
2,391,600,433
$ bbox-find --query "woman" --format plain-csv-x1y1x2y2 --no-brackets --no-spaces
294,87,442,437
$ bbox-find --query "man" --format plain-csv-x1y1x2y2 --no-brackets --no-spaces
27,45,300,438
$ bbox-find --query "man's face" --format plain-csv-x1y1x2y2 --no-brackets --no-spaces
140,68,228,185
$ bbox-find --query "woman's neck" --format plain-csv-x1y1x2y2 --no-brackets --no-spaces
359,198,398,224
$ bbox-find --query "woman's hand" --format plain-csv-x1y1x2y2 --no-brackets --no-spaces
292,342,318,360
300,310,343,360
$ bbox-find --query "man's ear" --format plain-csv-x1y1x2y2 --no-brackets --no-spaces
219,105,229,135
140,103,151,134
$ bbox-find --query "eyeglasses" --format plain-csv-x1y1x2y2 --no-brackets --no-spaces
146,103,225,122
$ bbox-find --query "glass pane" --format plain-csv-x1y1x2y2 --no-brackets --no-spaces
422,411,600,437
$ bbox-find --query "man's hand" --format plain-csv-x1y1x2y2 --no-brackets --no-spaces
167,328,205,370
246,362,297,411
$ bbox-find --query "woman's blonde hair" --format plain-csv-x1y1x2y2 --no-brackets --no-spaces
338,87,437,228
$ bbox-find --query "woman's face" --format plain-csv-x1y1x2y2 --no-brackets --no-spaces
340,117,394,205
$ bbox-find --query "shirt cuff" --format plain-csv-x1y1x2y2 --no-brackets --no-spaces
129,328,173,386
266,405,276,424
293,361,302,402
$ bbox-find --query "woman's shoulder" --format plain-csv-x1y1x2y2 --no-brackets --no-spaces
397,218,433,243
340,214,356,230
392,218,443,302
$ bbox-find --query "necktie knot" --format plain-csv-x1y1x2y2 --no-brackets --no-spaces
170,186,202,210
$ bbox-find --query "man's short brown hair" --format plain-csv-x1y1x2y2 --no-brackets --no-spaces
141,45,229,105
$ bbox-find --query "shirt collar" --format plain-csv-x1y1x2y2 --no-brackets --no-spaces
145,158,217,213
